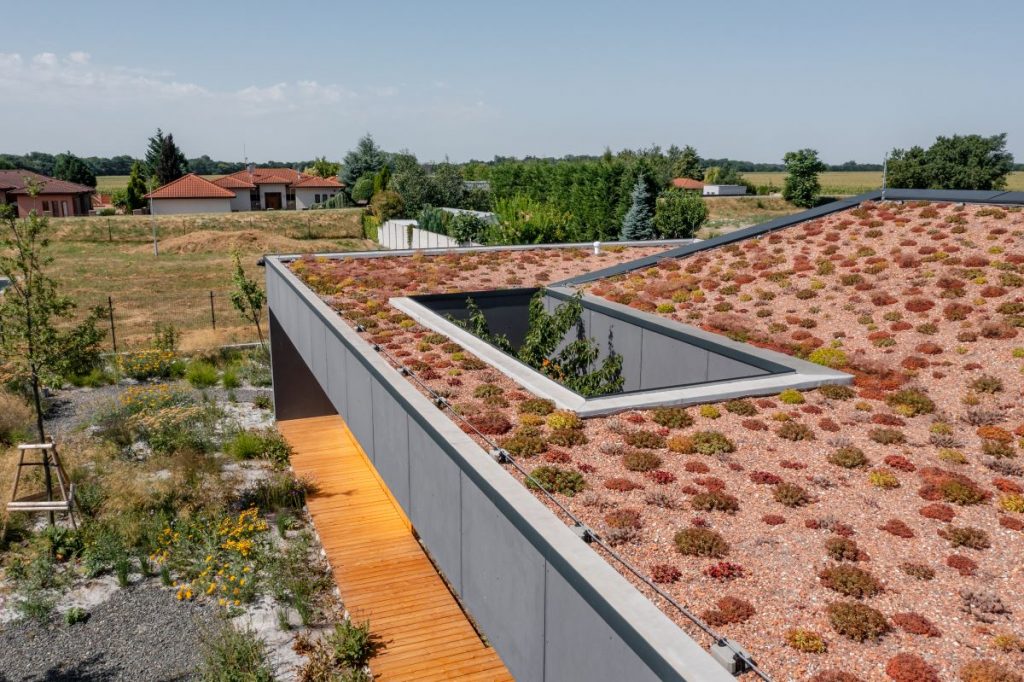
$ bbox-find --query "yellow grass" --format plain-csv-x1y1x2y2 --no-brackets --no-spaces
744,170,1024,195
46,208,372,350
95,175,223,194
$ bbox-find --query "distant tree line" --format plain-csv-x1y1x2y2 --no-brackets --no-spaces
0,150,321,180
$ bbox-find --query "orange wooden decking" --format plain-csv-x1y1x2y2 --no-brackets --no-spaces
278,415,513,682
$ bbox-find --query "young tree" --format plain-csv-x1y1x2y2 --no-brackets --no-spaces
782,148,827,208
389,153,431,215
229,253,266,349
620,175,657,240
888,133,1014,190
350,175,375,203
655,190,708,238
341,133,388,186
306,156,341,179
671,145,703,181
123,161,148,212
430,161,465,208
145,129,188,185
0,203,104,444
52,151,97,187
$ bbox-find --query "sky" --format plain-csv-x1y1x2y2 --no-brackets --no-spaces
2,0,1022,165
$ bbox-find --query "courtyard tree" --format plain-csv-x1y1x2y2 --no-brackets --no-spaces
341,133,389,186
671,145,703,181
620,175,657,240
0,202,105,443
430,161,465,208
655,189,708,238
52,151,96,188
350,175,375,203
306,156,341,179
888,133,1014,190
229,253,266,349
120,161,148,213
145,129,189,186
782,148,827,208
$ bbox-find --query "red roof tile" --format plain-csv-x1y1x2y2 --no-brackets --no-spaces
212,175,256,190
293,175,343,188
671,177,705,190
144,173,236,199
223,167,344,189
0,169,94,195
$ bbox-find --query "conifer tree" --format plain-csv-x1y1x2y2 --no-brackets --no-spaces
620,175,656,240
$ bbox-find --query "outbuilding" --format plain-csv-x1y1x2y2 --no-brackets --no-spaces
144,174,235,215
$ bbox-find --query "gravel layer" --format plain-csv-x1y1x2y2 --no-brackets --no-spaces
0,583,216,682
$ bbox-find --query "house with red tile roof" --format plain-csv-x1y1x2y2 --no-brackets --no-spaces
0,169,94,218
144,164,345,214
670,177,705,191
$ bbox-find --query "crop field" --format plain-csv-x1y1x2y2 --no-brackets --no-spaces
96,174,224,193
745,170,1024,195
45,208,371,350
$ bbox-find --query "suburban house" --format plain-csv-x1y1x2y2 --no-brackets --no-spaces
0,169,94,218
670,177,705,191
146,165,344,215
670,177,748,196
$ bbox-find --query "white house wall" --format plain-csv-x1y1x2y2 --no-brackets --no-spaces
149,198,232,215
259,183,289,209
295,188,339,210
228,189,252,212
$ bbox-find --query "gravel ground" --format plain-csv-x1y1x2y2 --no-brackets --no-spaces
0,583,217,682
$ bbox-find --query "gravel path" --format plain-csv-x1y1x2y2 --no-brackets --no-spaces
0,584,217,682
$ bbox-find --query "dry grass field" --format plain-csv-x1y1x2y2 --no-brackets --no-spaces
745,170,1024,195
47,208,371,350
96,174,223,194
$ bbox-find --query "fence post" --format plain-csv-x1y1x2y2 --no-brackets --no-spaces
107,219,112,242
107,296,118,353
210,291,217,330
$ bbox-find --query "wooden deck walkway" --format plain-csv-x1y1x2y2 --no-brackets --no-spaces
278,415,513,682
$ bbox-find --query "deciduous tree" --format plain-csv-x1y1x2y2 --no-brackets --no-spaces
655,189,708,238
306,156,341,179
52,151,96,187
782,148,827,208
341,133,388,186
888,133,1014,190
229,253,266,349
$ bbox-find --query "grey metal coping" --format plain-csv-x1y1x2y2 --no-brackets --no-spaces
265,254,734,681
392,287,849,417
552,189,1024,286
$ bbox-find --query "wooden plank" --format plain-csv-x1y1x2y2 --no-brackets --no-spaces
280,416,510,681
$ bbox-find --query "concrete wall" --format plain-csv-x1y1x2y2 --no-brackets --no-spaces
228,189,252,212
149,197,232,215
266,257,732,682
703,184,746,196
378,219,466,250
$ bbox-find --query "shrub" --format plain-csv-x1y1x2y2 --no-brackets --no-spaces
625,430,666,449
830,446,868,468
879,519,915,538
819,384,855,400
885,654,939,682
820,565,882,598
690,431,735,455
762,513,786,525
869,428,906,445
811,672,864,682
674,527,729,557
779,389,805,404
519,398,555,415
892,612,941,637
651,407,693,428
827,601,891,642
546,410,583,431
970,375,1004,394
947,554,978,576
749,470,782,485
117,349,181,380
651,564,681,584
869,469,901,489
199,623,276,682
604,508,642,530
944,526,990,550
773,482,811,507
185,360,219,389
701,596,755,626
622,449,663,472
886,388,935,417
467,411,512,435
691,490,740,514
900,562,935,580
959,660,1023,682
225,429,292,466
809,347,849,369
548,428,587,447
703,561,744,581
920,502,956,521
699,405,721,419
499,430,547,458
526,466,585,496
999,494,1024,513
724,399,758,416
825,537,862,562
777,421,815,441
785,627,826,653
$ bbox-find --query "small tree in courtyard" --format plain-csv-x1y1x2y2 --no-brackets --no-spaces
122,161,148,213
783,148,827,208
655,189,708,239
620,175,656,241
229,253,266,349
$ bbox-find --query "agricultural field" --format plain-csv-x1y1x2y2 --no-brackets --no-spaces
703,195,800,234
96,174,223,194
46,208,371,350
745,170,1024,196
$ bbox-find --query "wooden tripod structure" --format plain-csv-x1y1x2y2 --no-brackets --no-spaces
3,438,76,536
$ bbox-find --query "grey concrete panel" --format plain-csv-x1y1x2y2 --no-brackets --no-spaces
324,334,349,418
293,298,313,368
345,358,375,462
268,311,335,422
589,311,642,392
543,564,662,682
371,382,411,514
708,351,770,382
407,420,463,590
639,329,709,389
310,313,328,382
460,481,545,682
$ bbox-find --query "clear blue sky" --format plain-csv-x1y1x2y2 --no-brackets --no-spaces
2,0,1021,165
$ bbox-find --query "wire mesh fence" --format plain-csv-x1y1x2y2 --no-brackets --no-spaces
89,290,260,352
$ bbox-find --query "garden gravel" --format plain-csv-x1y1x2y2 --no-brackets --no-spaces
0,583,216,682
